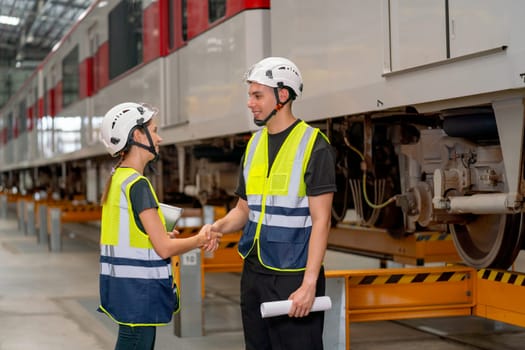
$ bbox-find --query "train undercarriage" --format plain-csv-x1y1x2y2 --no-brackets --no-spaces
329,106,524,269
334,99,525,269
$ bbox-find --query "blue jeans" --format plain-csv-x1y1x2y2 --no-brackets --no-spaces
115,325,156,350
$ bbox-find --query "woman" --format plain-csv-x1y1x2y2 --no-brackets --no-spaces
98,102,219,350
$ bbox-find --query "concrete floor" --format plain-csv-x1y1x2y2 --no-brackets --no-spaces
1,212,525,349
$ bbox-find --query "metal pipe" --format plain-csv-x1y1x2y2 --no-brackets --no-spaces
448,193,520,214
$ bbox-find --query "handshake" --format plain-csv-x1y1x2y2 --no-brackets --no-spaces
195,224,222,252
167,224,222,252
161,203,223,252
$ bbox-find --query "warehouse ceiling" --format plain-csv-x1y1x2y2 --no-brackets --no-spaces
0,0,94,68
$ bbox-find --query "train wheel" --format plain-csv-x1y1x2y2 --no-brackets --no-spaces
450,213,525,269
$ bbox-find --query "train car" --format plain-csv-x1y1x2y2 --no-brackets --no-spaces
0,0,524,269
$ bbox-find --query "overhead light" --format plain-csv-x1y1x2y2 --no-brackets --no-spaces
0,15,20,26
77,9,89,21
52,41,60,52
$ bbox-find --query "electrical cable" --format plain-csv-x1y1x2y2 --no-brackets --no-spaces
343,134,397,209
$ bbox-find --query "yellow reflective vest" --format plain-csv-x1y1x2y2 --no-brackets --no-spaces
98,167,179,326
238,120,319,271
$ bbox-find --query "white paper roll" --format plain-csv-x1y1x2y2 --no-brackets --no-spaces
260,296,332,318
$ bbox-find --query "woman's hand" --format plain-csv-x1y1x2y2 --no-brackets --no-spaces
168,229,180,239
197,224,222,252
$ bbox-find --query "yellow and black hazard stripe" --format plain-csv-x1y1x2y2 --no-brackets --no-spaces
415,232,452,242
478,269,525,286
348,271,469,286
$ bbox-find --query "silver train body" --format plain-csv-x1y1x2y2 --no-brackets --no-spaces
1,0,525,268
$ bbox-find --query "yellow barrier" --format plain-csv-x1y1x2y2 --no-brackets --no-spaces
325,266,476,349
46,202,101,226
59,204,102,222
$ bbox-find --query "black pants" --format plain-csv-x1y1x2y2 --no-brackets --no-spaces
115,325,156,350
240,264,325,350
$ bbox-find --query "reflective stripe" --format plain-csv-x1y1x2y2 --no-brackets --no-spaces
247,194,263,205
101,243,163,261
117,173,139,247
100,262,171,279
266,194,309,209
287,126,314,198
248,210,260,223
265,213,311,228
100,252,172,270
243,130,262,179
247,208,311,228
247,194,308,209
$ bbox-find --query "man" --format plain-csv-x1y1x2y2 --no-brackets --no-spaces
211,57,336,349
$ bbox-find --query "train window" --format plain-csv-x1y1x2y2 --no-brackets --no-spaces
62,45,80,108
108,0,143,80
33,87,38,120
208,0,226,23
182,0,188,41
18,100,26,134
7,112,13,142
168,0,174,49
43,78,48,117
88,25,99,93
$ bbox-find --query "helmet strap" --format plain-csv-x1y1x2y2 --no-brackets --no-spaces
253,87,291,127
127,125,159,162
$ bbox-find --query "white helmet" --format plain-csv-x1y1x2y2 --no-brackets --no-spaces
245,57,303,98
100,102,156,157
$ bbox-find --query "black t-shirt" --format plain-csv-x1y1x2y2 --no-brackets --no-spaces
236,119,337,198
129,177,158,233
235,120,337,274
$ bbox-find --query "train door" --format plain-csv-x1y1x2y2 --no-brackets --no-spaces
28,85,38,161
17,97,27,163
49,65,58,156
38,73,51,159
85,25,100,204
5,110,14,164
163,0,187,128
0,113,4,167
86,24,98,144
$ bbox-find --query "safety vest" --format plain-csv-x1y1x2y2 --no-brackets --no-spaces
98,167,179,326
238,120,319,271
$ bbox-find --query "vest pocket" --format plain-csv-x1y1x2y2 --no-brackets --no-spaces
260,225,309,269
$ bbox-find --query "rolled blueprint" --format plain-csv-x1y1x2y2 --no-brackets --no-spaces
260,296,332,318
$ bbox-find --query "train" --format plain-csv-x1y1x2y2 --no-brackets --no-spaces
1,0,525,269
